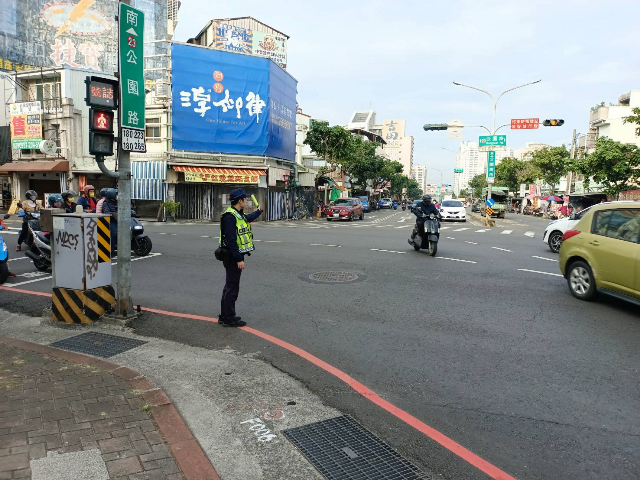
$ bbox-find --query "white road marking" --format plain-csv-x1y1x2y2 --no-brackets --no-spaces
491,247,512,252
524,231,535,237
1,231,17,235
500,230,513,235
439,226,451,230
475,229,488,233
446,237,456,240
112,252,163,265
464,241,478,245
5,276,53,287
398,218,407,223
7,257,29,262
453,228,469,232
394,225,413,229
518,268,563,277
263,240,283,243
436,257,477,264
310,244,341,248
532,255,558,262
370,248,405,254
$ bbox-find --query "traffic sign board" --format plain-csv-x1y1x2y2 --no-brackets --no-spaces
486,198,495,207
511,118,539,129
119,3,146,151
479,135,506,146
487,151,496,178
486,207,494,216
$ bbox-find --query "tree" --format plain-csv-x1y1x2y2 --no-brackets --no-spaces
469,174,487,198
530,146,570,193
575,137,640,198
495,157,525,193
623,107,640,137
406,180,423,200
459,188,469,198
304,121,354,211
344,136,381,194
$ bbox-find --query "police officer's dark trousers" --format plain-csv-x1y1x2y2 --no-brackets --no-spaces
221,257,242,319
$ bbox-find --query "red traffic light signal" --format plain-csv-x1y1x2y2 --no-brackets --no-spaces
90,109,114,132
543,119,564,127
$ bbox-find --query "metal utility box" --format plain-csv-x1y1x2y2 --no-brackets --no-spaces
52,214,112,290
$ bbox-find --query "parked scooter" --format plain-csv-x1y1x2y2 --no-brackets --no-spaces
0,214,10,283
408,213,440,256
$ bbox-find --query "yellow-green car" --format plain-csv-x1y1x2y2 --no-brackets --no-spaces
559,201,640,303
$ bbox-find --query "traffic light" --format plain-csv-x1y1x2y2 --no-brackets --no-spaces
454,168,464,173
85,76,118,157
423,124,448,131
543,119,564,127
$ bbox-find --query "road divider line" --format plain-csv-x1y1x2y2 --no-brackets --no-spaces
445,237,456,240
532,256,558,262
453,228,469,232
5,275,53,287
112,252,163,265
491,247,512,252
500,230,513,235
370,248,405,254
475,229,488,233
524,231,535,237
518,268,563,277
464,241,478,245
263,240,283,243
7,257,30,262
310,244,341,248
436,257,477,264
0,287,517,480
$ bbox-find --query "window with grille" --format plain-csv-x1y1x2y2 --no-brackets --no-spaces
146,118,161,139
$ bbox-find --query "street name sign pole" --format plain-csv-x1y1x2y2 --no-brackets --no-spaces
116,0,145,317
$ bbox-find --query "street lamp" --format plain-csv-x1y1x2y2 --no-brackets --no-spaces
452,79,541,208
452,79,541,134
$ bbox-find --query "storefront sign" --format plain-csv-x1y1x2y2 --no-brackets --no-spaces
252,31,287,69
172,44,297,161
529,184,536,196
10,102,42,149
184,172,261,184
619,189,640,201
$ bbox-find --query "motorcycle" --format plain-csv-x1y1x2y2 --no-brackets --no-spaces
408,213,440,257
20,211,52,272
393,201,398,210
0,215,10,283
402,204,406,211
112,213,152,257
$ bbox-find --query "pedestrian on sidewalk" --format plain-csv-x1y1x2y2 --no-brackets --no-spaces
218,188,263,327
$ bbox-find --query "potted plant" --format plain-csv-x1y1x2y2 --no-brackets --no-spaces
162,201,180,222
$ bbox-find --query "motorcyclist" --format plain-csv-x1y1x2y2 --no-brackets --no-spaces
393,200,398,210
95,188,108,214
47,194,64,209
78,184,97,212
409,194,440,244
16,190,40,251
102,188,118,248
61,190,78,213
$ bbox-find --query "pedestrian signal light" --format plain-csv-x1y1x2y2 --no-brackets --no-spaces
543,119,565,127
90,110,114,132
423,124,449,131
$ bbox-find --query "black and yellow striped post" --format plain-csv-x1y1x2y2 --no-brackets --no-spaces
52,286,116,324
97,217,111,262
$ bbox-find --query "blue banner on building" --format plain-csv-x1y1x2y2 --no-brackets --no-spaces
171,43,297,161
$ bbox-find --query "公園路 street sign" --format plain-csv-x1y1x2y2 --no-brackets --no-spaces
119,3,146,152
479,135,506,146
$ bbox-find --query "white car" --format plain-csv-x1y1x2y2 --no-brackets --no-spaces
439,200,466,222
542,205,599,253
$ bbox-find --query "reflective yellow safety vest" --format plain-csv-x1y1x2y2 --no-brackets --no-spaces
219,207,255,253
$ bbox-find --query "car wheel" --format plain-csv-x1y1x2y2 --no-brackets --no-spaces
548,231,563,253
348,214,353,221
359,211,364,220
567,260,596,301
327,218,332,221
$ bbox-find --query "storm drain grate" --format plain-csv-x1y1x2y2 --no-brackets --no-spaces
300,271,367,284
50,332,147,358
283,415,431,480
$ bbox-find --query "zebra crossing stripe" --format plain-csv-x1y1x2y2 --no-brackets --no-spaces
96,217,111,263
500,230,513,235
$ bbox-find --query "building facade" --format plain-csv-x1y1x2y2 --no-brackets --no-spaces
412,164,428,194
588,90,640,150
453,141,516,194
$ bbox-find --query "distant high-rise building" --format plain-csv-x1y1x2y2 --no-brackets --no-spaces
412,164,428,193
515,142,549,160
453,142,515,193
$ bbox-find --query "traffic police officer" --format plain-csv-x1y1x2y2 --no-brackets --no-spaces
218,188,263,327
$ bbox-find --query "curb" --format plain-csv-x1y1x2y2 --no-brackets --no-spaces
0,334,221,480
468,211,495,227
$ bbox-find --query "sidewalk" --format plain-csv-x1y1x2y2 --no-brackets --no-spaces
0,309,342,480
0,336,218,480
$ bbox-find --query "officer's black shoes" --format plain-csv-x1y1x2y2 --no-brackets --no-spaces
223,317,246,327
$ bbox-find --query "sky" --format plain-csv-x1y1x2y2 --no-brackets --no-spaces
175,0,640,184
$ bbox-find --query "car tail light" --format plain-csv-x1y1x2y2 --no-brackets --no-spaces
562,230,580,241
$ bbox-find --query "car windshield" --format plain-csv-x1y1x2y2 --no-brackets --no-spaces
357,197,368,202
442,201,463,208
334,199,355,206
382,198,391,202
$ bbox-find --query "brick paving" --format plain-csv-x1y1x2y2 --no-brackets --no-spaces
0,345,185,480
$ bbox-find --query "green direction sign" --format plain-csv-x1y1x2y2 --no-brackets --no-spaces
119,3,146,151
487,151,496,178
479,135,507,147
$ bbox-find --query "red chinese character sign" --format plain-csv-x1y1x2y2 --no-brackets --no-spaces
9,102,43,150
511,118,539,129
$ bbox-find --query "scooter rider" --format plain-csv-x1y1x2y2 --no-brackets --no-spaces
16,190,40,251
61,190,78,213
409,194,440,244
78,184,97,212
101,189,118,247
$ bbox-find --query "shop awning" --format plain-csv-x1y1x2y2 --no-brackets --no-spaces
173,166,266,175
0,161,69,173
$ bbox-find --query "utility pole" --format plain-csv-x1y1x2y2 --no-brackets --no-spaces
566,128,577,195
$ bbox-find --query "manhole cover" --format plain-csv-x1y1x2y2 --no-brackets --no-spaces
283,415,431,480
299,271,367,284
50,332,147,358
